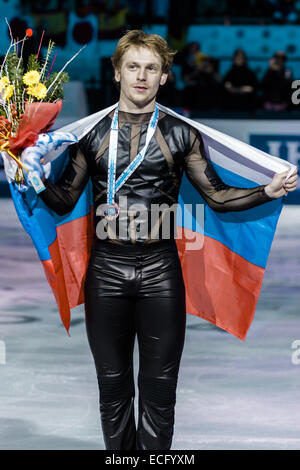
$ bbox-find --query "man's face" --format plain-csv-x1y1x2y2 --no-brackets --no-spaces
114,46,168,109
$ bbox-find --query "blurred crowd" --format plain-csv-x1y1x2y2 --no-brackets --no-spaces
158,44,296,112
3,0,299,113
195,0,300,24
17,0,300,27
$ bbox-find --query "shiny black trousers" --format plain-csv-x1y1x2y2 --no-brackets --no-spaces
84,239,186,450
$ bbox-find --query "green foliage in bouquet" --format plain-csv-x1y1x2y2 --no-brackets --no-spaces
26,54,41,72
44,72,70,102
4,51,24,126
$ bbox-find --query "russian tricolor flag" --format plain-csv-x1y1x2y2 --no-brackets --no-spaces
5,103,296,340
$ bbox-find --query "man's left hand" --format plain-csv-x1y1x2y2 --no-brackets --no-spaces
265,169,298,198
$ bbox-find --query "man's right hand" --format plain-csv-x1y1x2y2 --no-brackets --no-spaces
22,151,44,178
20,131,77,188
21,148,51,187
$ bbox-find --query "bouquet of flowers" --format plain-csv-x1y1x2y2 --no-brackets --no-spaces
0,22,82,191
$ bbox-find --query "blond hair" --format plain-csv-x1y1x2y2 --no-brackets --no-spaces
111,30,176,74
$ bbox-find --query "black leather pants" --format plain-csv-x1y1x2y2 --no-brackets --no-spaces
84,238,186,450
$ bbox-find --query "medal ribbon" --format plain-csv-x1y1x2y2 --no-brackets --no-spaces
107,103,159,205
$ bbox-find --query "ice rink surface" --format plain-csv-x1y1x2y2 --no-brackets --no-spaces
0,199,299,450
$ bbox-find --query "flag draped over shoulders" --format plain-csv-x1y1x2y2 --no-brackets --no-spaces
4,103,296,339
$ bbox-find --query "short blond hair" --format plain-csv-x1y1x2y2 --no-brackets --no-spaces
111,30,176,74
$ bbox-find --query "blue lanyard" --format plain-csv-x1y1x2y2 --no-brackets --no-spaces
107,103,159,205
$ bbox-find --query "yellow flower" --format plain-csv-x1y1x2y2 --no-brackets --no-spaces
28,82,47,100
23,70,40,86
3,84,14,100
0,76,10,92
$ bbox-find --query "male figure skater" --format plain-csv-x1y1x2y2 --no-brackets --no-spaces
21,30,298,450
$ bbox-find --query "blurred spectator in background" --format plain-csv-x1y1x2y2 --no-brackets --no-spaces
181,43,222,109
261,51,293,110
180,41,201,107
193,54,221,110
223,49,258,111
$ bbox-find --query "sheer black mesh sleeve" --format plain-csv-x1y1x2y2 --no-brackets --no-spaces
38,142,90,216
184,128,274,213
